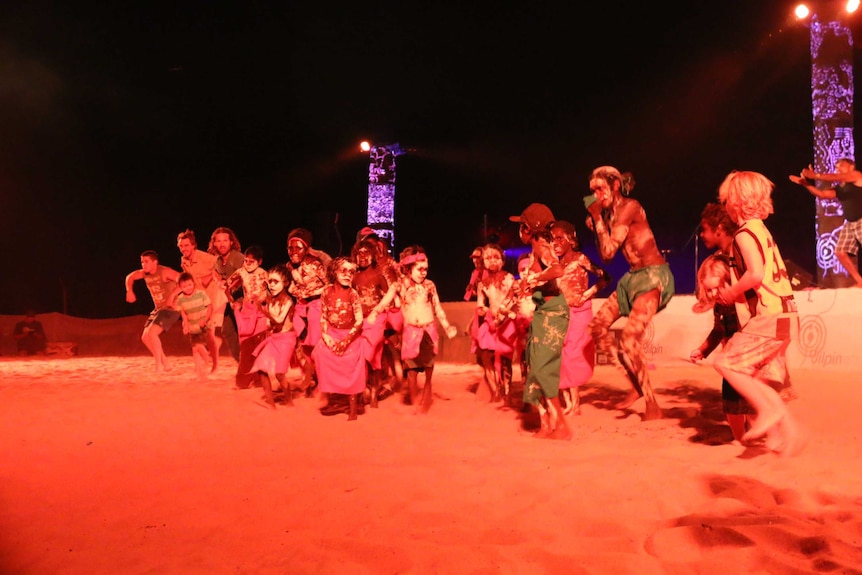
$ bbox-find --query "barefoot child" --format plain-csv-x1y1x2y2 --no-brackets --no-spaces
173,272,216,379
397,249,457,414
312,257,368,421
226,246,270,389
551,220,610,415
713,170,803,455
352,239,397,407
475,243,516,403
250,265,297,409
509,203,571,440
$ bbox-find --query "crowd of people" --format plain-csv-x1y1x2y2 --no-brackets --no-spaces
116,160,862,456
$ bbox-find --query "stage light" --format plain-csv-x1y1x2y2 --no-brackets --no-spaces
847,0,860,13
795,4,811,19
359,141,371,152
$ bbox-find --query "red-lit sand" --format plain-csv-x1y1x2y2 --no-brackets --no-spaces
1,355,861,574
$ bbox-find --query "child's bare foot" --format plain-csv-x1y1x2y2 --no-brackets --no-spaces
742,410,783,444
549,426,573,441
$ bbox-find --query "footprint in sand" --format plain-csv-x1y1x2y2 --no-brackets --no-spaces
644,474,862,573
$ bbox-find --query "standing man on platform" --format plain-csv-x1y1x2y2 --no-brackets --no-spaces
792,160,862,287
208,227,244,361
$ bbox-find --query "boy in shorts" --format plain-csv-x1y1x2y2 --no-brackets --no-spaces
174,272,216,378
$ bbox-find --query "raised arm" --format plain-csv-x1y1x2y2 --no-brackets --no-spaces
789,173,837,200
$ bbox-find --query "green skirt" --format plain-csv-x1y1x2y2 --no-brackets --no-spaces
523,293,569,405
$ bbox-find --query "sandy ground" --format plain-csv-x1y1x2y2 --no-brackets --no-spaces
1,355,861,575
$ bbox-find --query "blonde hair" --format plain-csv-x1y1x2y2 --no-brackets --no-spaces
693,255,731,313
718,170,774,223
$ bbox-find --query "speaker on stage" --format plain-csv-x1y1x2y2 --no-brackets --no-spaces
785,259,815,291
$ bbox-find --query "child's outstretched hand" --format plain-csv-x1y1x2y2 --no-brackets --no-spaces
445,325,457,339
689,349,704,363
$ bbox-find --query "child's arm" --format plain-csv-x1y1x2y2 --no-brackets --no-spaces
178,304,190,335
576,254,612,306
717,231,763,306
332,291,364,355
691,307,725,362
429,281,457,339
367,279,397,324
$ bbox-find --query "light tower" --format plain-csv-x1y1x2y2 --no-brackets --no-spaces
361,141,406,252
798,2,859,286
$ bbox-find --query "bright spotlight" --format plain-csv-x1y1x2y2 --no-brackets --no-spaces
847,0,860,14
795,3,811,19
359,141,371,153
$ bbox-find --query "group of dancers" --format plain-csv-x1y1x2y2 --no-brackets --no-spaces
125,160,845,454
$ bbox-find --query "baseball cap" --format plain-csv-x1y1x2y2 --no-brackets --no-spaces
356,226,378,243
509,203,555,232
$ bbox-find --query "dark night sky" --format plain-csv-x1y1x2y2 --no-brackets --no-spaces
1,2,855,318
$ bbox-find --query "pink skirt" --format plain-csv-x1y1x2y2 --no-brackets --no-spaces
559,301,595,390
250,330,297,375
361,312,387,370
311,327,367,394
292,298,322,347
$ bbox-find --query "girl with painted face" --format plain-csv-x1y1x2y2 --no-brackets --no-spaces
396,247,457,414
311,257,368,420
551,220,611,416
249,265,297,409
351,239,397,408
474,244,516,404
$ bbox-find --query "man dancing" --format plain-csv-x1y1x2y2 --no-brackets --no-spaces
584,166,674,420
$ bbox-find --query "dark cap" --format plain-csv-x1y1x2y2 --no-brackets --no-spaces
356,226,378,243
509,203,555,232
287,228,313,247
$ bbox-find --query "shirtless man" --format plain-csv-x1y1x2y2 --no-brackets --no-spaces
125,250,182,372
585,166,675,421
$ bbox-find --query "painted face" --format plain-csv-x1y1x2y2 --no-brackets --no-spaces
267,272,285,296
179,278,196,296
355,247,374,270
589,178,614,209
178,238,195,259
335,262,357,288
551,228,574,257
517,258,530,278
410,261,429,284
482,249,503,272
287,239,308,264
212,233,232,256
140,256,158,275
243,255,261,273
